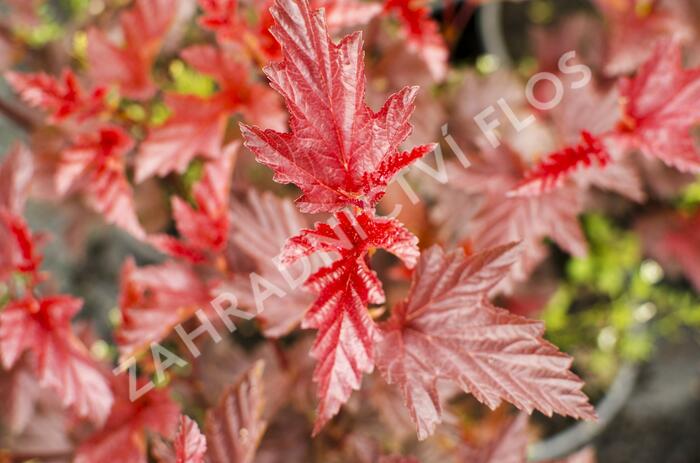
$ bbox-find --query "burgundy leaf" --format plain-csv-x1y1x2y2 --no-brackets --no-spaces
205,360,267,463
228,190,317,337
375,245,596,439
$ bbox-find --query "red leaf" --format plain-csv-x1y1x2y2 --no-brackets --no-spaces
136,44,282,182
228,190,317,337
135,94,228,182
198,0,377,61
0,142,33,214
448,146,587,292
75,377,180,463
198,0,281,62
375,245,596,440
116,257,213,362
198,0,238,36
509,131,610,197
551,78,644,203
612,40,700,173
58,126,145,238
205,360,267,463
151,142,238,261
0,210,43,282
363,143,437,205
460,413,528,463
182,45,287,130
5,68,106,122
0,144,42,283
173,145,236,250
383,0,448,81
87,0,176,99
241,0,433,214
281,210,418,433
0,295,114,425
174,415,207,463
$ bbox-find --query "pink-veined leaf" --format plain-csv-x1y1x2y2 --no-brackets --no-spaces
0,357,41,435
75,377,180,463
5,68,106,122
174,415,207,463
240,0,434,214
375,245,596,440
0,295,114,425
509,131,610,197
58,126,146,238
0,142,33,214
87,0,176,99
280,209,419,433
205,360,267,463
228,190,317,337
116,257,213,362
611,40,700,173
